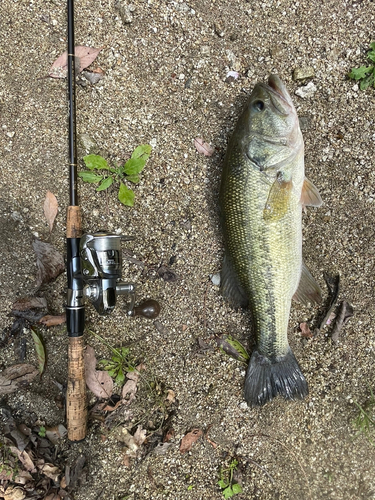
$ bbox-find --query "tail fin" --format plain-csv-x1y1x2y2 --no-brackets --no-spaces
244,349,308,406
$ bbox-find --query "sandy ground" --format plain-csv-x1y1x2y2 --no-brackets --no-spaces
1,0,375,499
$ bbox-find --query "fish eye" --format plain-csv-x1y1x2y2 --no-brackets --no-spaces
252,100,265,112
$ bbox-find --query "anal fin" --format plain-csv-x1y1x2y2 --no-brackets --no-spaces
221,254,249,309
293,262,322,306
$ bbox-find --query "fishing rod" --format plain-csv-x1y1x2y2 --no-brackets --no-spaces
66,0,86,442
66,0,159,441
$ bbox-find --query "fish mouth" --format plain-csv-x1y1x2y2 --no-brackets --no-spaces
258,75,294,116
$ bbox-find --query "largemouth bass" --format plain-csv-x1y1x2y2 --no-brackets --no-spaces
219,75,322,406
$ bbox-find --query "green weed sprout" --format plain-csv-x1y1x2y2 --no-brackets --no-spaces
89,330,135,385
79,144,152,206
352,386,375,445
218,459,243,499
348,42,375,90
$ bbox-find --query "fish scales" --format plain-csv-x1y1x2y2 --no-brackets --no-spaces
219,75,322,406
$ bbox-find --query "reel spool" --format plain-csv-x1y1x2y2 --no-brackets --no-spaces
80,231,159,318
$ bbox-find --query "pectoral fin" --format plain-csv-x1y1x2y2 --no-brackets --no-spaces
293,262,322,306
221,254,249,309
263,175,293,222
300,178,323,207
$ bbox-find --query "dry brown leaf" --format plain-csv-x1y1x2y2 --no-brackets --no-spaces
157,265,178,282
13,471,33,485
45,494,62,500
299,322,313,338
1,485,26,500
33,239,65,288
331,301,354,343
206,437,218,449
166,389,175,403
153,442,173,455
194,137,214,157
102,400,123,412
0,364,39,395
38,463,60,482
0,469,14,481
121,364,145,404
9,447,36,472
43,191,58,232
164,428,175,442
11,297,47,311
120,426,147,462
49,46,102,79
84,346,113,398
30,326,46,375
45,424,67,445
133,425,147,446
39,314,66,327
67,455,86,489
179,428,203,454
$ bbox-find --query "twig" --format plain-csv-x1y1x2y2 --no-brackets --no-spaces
318,274,340,330
248,458,276,486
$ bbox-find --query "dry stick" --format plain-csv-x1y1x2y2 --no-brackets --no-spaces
247,458,276,486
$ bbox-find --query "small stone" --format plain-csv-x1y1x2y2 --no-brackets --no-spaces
293,66,315,81
214,22,225,38
269,45,282,58
295,81,317,99
210,272,221,286
299,116,312,131
185,77,192,89
79,133,98,154
226,49,241,71
82,71,104,84
115,0,134,24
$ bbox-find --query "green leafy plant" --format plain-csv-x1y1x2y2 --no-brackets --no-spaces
348,42,375,90
218,334,250,364
218,459,243,499
352,386,375,445
78,144,152,206
89,331,135,385
38,426,46,438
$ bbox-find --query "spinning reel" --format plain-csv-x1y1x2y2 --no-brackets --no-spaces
79,231,159,319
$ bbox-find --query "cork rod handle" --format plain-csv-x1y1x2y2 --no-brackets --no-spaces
66,205,87,441
67,336,87,441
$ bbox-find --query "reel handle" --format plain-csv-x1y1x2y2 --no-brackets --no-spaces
129,299,161,319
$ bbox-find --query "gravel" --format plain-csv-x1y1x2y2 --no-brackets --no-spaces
1,0,375,499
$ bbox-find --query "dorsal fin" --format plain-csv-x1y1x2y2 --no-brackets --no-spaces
300,177,322,207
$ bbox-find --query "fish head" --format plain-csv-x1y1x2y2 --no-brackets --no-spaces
237,75,302,171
